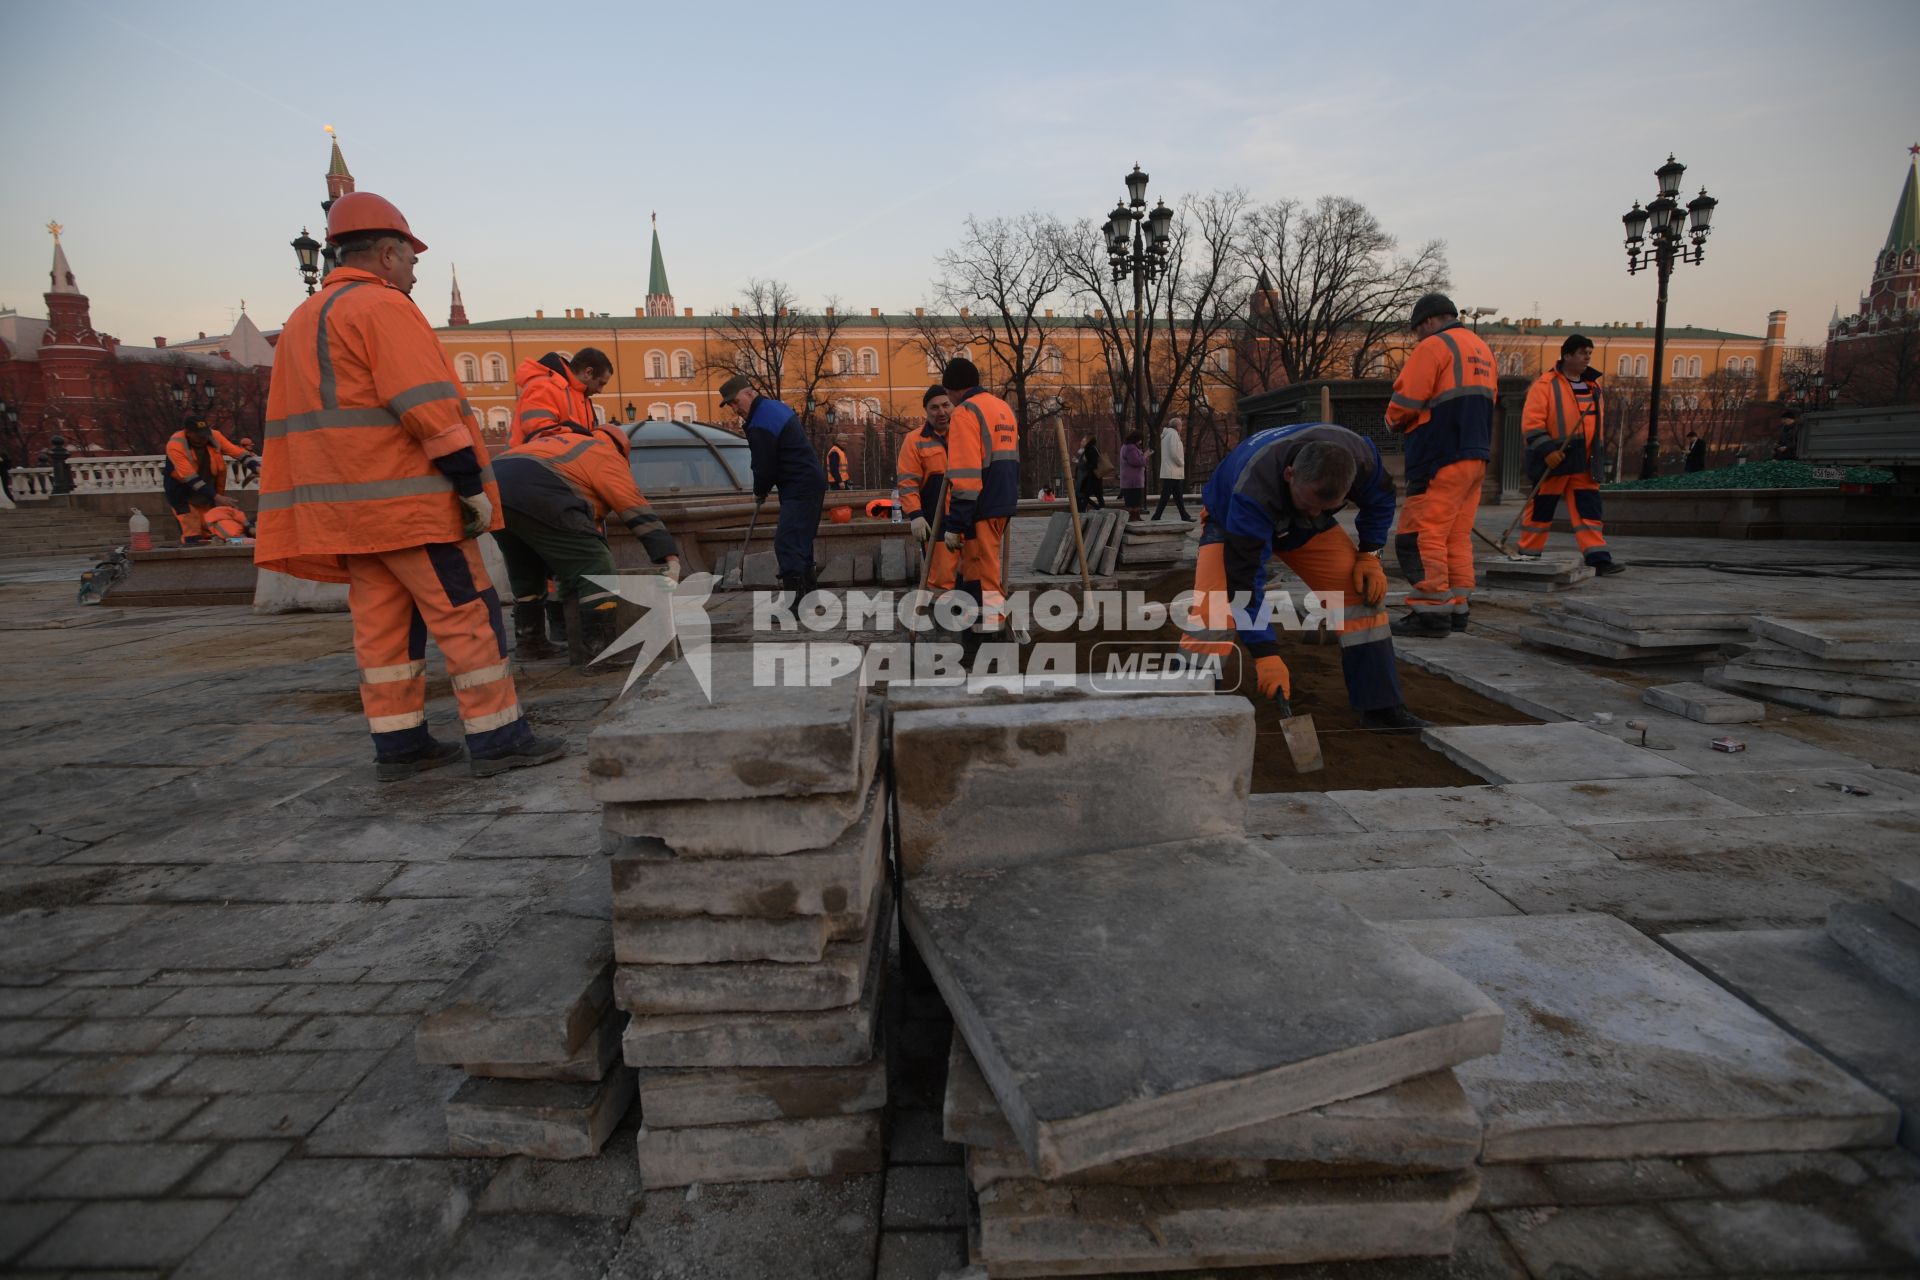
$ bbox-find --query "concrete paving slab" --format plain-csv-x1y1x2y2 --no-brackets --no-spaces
615,893,892,1015
943,1034,1479,1179
1709,666,1920,717
893,696,1253,877
1665,1195,1917,1274
302,1045,463,1158
599,716,880,857
1501,777,1762,826
1643,681,1766,723
1826,902,1920,999
1247,830,1479,875
1443,824,1618,868
414,911,611,1067
1754,616,1920,662
1898,877,1920,928
1304,867,1521,921
604,1174,881,1280
1681,769,1920,818
971,1171,1480,1276
1244,792,1365,837
883,669,1217,712
1491,1203,1712,1279
587,648,864,803
1422,722,1696,784
464,1009,625,1083
1736,642,1920,680
445,1067,636,1159
1479,858,1907,930
1479,555,1586,579
1537,609,1747,649
1581,811,1920,870
1520,622,1719,662
610,776,884,919
1719,658,1920,703
1561,596,1753,632
612,855,882,967
1325,785,1561,833
902,834,1502,1177
634,1112,884,1187
433,1213,625,1280
1392,914,1900,1162
476,1127,643,1216
638,1049,887,1129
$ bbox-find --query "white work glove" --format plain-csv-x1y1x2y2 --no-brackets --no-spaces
458,492,492,538
910,516,930,544
943,530,965,552
662,556,682,586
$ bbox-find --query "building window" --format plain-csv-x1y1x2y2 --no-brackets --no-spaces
647,402,670,420
1633,355,1646,377
1617,355,1632,376
833,349,853,375
485,354,508,382
486,407,510,437
674,401,697,422
857,347,879,375
925,349,942,375
1042,345,1064,375
1688,356,1701,378
674,350,694,378
647,352,666,380
861,398,882,420
457,354,479,383
1208,347,1231,374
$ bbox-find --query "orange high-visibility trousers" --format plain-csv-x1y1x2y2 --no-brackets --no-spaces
1395,459,1485,619
1518,474,1609,559
924,539,958,592
345,540,533,761
173,508,205,542
956,517,1009,629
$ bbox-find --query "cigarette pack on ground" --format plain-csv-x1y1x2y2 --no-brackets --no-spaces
1710,737,1746,753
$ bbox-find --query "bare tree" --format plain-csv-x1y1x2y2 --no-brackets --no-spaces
705,280,854,447
1239,195,1449,385
1664,368,1764,465
932,212,1069,436
1834,313,1920,407
1776,345,1829,408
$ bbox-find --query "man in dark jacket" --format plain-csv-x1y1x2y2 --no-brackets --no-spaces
1684,434,1707,472
720,375,826,594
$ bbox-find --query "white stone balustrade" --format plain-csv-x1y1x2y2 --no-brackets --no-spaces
9,455,256,500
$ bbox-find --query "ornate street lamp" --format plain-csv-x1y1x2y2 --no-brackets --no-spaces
624,402,637,423
1099,164,1174,453
1622,155,1717,479
292,228,322,296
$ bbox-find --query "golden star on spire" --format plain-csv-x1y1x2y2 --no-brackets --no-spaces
47,220,63,242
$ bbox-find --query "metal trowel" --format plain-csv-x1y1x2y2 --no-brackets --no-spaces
1277,711,1324,773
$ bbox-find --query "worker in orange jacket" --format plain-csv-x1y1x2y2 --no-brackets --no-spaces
937,359,1018,653
493,421,680,660
1385,293,1497,638
1519,334,1622,575
510,350,611,448
896,384,958,592
164,415,257,544
255,191,564,782
826,437,851,490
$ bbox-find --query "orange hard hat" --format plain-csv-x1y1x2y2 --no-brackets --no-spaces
864,498,891,519
829,505,854,524
326,191,428,254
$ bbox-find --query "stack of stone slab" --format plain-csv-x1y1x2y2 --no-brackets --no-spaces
892,695,1504,1272
588,648,891,1186
1031,509,1125,577
417,898,635,1160
1478,553,1594,593
1521,596,1749,662
1118,516,1195,568
714,544,912,588
1707,616,1920,717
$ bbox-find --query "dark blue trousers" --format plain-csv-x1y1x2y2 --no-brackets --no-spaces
774,488,824,583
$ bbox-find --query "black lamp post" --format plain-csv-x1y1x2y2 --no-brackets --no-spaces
624,402,637,423
292,228,322,296
1622,155,1717,479
1101,165,1174,451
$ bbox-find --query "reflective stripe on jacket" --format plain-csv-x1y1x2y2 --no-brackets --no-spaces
1384,322,1496,494
254,267,498,583
1522,367,1604,481
510,356,595,448
944,388,1019,536
496,426,675,562
894,424,948,520
165,429,248,498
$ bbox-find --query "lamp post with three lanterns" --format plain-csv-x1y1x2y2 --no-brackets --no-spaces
1100,165,1174,453
1622,155,1718,479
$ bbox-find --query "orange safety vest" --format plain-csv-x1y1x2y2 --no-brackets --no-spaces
165,428,248,494
509,357,596,448
1384,322,1497,493
1523,367,1604,480
894,423,949,519
254,266,499,583
498,427,649,525
944,388,1019,529
826,443,849,485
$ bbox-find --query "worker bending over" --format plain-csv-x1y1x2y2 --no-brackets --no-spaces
720,374,826,598
164,415,258,544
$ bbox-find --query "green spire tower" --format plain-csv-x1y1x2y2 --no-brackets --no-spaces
645,212,674,317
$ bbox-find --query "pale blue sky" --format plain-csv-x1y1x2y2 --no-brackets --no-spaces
1,0,1914,348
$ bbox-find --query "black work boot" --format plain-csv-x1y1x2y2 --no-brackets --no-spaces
513,602,559,660
375,737,465,782
1361,705,1432,734
1391,611,1450,639
580,606,621,665
470,734,568,778
1592,558,1626,577
1451,610,1470,633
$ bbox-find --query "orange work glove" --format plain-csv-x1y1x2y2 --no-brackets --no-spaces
1545,448,1566,470
1253,654,1291,702
1351,553,1388,607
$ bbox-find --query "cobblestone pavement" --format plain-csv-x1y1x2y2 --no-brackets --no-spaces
1,523,1918,1277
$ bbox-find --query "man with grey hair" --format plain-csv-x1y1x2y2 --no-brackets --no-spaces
1180,422,1427,732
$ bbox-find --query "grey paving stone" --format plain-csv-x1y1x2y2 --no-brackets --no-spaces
1827,902,1920,997
171,1091,341,1141
33,1052,190,1095
638,1050,888,1129
0,1055,59,1092
1422,722,1696,785
1699,1149,1871,1196
634,1112,885,1188
456,811,605,860
1684,769,1920,817
476,1129,645,1216
1536,1157,1718,1206
875,1229,966,1280
42,1016,186,1054
1443,824,1617,868
1247,830,1478,875
1501,776,1762,827
882,1163,968,1230
1900,876,1920,928
22,1200,231,1268
1490,1204,1711,1279
1753,616,1920,662
1304,867,1521,921
159,1014,304,1053
0,907,152,974
55,903,376,973
1324,785,1560,834
257,983,388,1015
1668,1197,1910,1273
280,1013,415,1052
886,1106,962,1166
894,696,1252,879
1720,658,1920,703
1709,666,1920,717
375,857,584,901
1243,792,1365,837
0,1143,74,1198
151,863,399,904
37,985,173,1017
1392,914,1899,1162
36,1141,215,1198
435,1212,626,1280
414,910,611,1068
30,1096,205,1145
0,987,62,1016
588,648,864,803
1561,595,1752,632
171,1158,496,1280
905,835,1501,1178
182,1140,294,1197
303,1045,464,1158
1478,859,1899,930
0,1200,74,1266
247,813,500,858
374,980,453,1013
152,985,287,1016
605,1174,881,1280
1537,609,1749,649
301,897,520,980
447,1069,636,1160
464,1009,624,1083
1667,928,1920,1154
974,1170,1481,1274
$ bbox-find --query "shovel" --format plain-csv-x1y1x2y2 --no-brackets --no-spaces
719,500,764,589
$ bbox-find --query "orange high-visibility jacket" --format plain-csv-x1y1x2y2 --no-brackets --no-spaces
826,443,849,486
165,428,250,495
894,423,949,520
495,426,676,562
509,356,596,448
1522,367,1605,480
1384,322,1497,494
943,388,1019,536
254,267,499,583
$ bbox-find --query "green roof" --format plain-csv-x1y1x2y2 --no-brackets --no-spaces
1884,158,1919,255
1473,321,1760,341
648,226,671,299
444,312,1115,332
